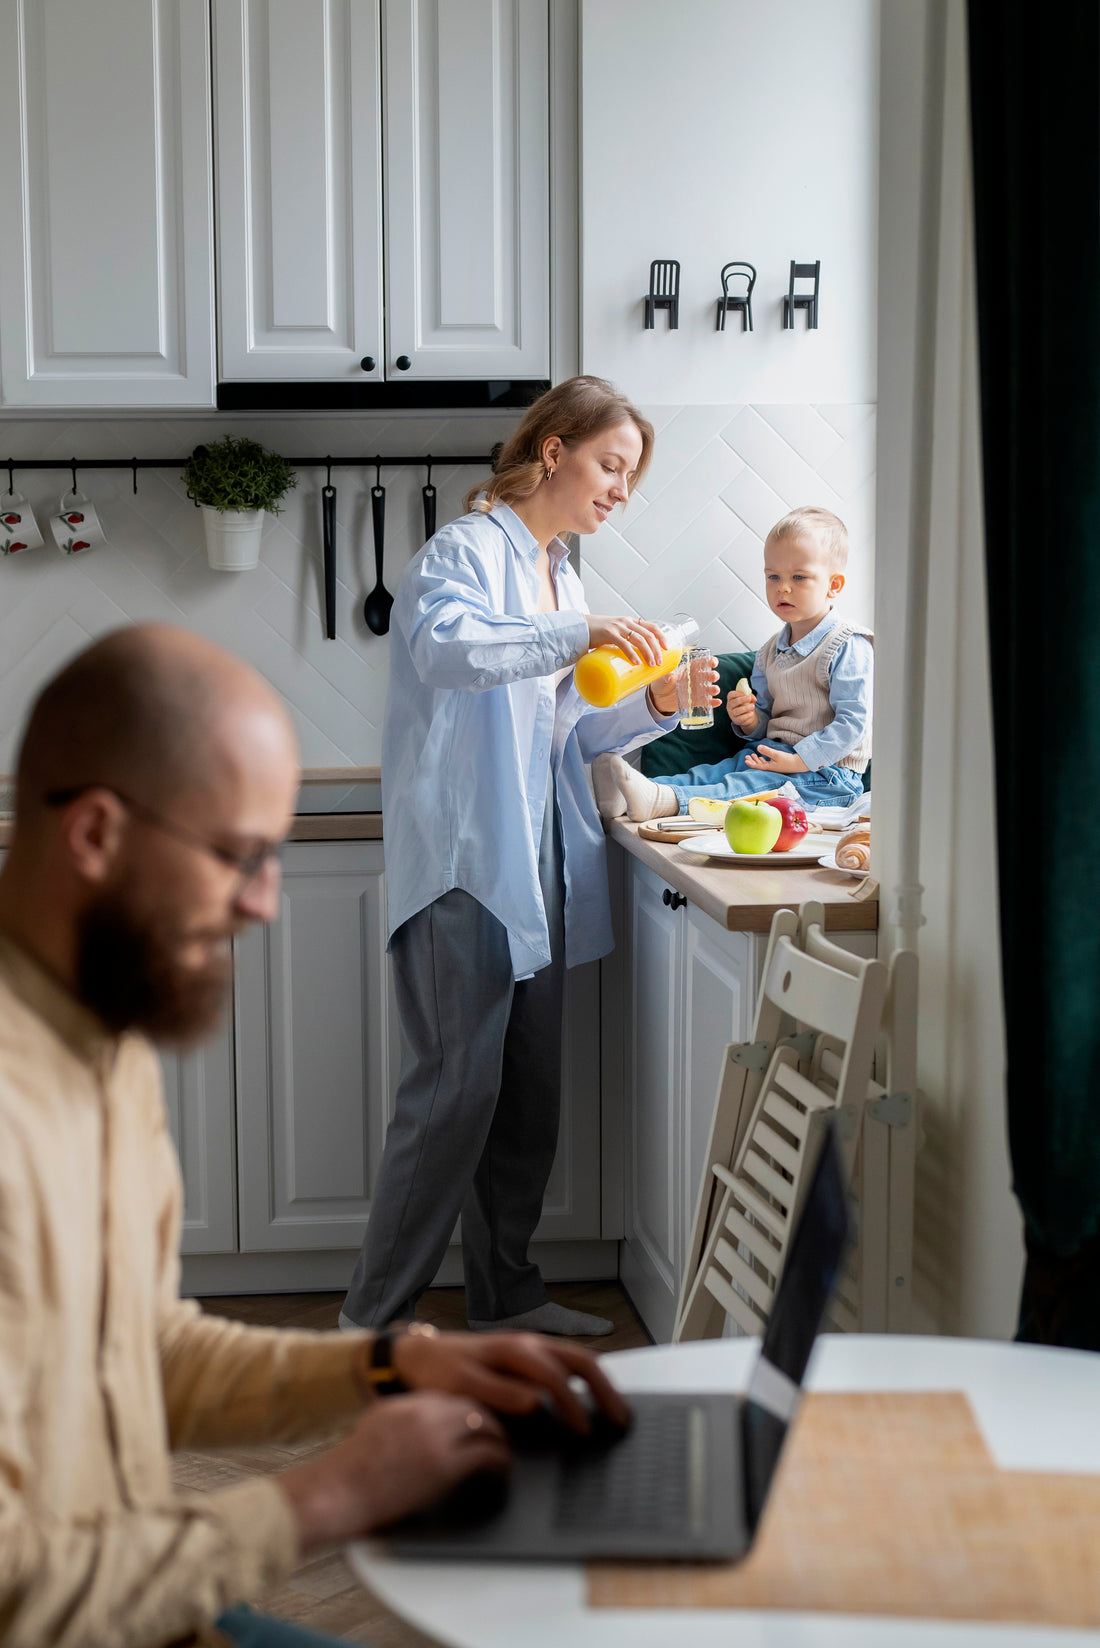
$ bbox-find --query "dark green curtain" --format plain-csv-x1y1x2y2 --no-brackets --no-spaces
968,2,1100,1344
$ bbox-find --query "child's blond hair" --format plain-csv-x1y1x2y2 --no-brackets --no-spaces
766,506,849,572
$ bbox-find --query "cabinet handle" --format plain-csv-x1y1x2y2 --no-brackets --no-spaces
662,887,687,910
395,355,411,371
360,356,376,372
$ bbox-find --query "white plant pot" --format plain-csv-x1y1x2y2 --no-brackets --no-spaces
200,504,265,571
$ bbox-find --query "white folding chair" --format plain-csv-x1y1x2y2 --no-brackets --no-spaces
674,907,888,1342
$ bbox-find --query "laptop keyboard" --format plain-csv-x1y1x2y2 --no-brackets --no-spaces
554,1402,703,1535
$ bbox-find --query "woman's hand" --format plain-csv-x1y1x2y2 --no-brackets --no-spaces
649,655,720,717
727,687,759,731
745,745,808,775
586,615,666,668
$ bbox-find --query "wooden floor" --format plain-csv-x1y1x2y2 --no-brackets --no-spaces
173,1282,650,1645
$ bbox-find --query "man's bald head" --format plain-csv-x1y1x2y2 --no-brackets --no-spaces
15,625,296,822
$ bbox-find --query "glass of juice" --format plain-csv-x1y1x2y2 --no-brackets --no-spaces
674,645,715,729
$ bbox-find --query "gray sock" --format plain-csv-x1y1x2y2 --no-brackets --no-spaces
467,1301,614,1337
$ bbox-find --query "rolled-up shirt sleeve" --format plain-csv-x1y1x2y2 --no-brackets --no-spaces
407,551,589,692
0,1128,300,1648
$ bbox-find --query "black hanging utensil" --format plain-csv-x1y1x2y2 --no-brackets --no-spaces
322,461,337,639
363,459,393,635
422,456,436,543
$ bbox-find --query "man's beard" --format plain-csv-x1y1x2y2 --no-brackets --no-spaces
75,891,234,1045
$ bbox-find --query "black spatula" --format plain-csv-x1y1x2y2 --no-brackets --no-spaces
363,462,392,635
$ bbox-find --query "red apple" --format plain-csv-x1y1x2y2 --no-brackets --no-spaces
65,511,84,523
764,796,809,852
3,513,20,525
71,539,90,551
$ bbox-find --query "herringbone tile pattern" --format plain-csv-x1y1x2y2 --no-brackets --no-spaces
0,403,874,768
586,402,876,655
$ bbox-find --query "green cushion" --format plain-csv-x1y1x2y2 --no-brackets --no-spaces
639,647,872,791
640,650,756,778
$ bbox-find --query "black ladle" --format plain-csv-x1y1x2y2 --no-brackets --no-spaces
422,456,437,543
322,463,337,639
363,460,393,635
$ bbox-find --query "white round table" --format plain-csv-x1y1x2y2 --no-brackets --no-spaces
349,1335,1100,1647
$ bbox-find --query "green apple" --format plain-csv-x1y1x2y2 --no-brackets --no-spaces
725,797,783,854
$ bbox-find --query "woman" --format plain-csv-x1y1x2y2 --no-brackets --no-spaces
341,376,713,1337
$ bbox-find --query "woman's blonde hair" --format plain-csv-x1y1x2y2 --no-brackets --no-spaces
464,375,654,513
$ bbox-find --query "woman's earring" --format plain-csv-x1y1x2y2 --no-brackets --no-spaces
545,466,553,482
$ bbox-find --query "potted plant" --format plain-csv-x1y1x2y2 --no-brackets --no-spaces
183,436,298,571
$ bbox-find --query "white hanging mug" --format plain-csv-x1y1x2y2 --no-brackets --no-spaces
49,490,105,555
0,490,44,555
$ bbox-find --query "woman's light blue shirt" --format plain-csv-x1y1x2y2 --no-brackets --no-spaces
382,503,676,977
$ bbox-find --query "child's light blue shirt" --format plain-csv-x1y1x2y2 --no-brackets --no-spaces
382,503,676,978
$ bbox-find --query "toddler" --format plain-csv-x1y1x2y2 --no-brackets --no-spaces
595,506,872,820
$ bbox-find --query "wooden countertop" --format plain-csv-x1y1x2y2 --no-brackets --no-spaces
609,819,878,933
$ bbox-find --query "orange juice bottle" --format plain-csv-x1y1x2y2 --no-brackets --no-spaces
573,616,699,708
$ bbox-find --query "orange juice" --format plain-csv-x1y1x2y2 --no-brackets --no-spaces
574,643,684,707
573,615,700,707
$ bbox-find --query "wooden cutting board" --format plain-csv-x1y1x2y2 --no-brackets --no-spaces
587,1391,1100,1626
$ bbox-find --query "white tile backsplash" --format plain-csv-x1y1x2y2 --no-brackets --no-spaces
0,403,875,768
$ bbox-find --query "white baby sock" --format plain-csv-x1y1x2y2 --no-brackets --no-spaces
616,762,679,822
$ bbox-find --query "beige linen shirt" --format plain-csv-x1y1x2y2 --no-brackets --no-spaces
0,935,372,1648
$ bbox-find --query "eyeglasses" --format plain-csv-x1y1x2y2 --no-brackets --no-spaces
43,785,284,889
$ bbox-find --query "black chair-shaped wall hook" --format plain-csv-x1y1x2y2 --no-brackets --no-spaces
644,260,681,329
716,262,756,332
783,260,821,329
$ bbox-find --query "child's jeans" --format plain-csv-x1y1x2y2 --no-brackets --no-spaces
663,739,865,813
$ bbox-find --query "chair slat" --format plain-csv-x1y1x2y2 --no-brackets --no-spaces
703,1266,766,1336
714,1234,775,1313
752,1116,802,1179
723,1202,782,1274
742,1147,796,1210
712,1165,787,1238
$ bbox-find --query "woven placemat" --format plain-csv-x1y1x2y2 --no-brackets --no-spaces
587,1391,1100,1625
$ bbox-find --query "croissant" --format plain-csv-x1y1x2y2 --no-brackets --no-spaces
835,818,871,871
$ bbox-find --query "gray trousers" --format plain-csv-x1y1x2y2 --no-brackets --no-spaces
342,785,565,1327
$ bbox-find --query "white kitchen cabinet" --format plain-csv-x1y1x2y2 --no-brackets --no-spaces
230,837,600,1256
160,1017,238,1255
0,0,215,407
213,0,385,381
382,0,550,379
618,855,758,1343
215,0,550,385
233,839,394,1251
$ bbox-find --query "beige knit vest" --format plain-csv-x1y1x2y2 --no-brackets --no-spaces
757,621,873,772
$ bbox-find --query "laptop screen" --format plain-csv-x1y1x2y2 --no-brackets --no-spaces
741,1120,852,1529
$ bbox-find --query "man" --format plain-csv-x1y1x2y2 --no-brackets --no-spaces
0,625,628,1648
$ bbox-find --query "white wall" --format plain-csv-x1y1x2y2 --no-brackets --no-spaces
0,410,521,770
580,0,879,406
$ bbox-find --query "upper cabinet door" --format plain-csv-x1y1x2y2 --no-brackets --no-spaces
383,0,550,379
0,0,215,407
214,0,384,381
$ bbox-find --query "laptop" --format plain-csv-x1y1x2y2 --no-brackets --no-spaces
381,1117,852,1563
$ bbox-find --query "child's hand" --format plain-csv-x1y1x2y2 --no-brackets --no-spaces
726,688,759,731
745,746,808,775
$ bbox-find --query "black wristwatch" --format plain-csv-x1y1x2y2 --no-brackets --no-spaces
365,1320,439,1396
366,1328,408,1396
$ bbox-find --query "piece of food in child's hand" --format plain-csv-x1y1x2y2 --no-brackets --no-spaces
734,677,751,695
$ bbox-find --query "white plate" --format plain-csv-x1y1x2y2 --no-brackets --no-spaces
676,829,824,865
817,850,871,878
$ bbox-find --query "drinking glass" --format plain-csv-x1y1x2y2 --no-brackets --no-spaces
675,645,714,729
